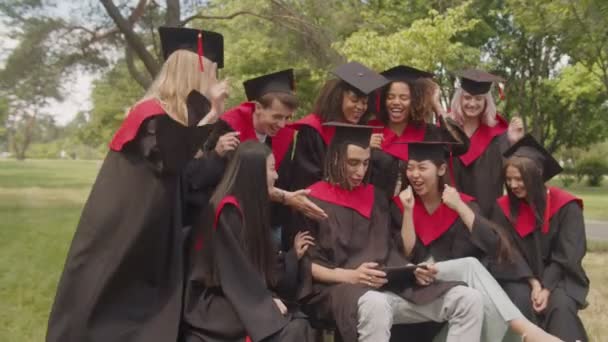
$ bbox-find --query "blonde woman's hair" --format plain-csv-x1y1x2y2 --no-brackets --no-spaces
448,87,497,127
138,49,217,126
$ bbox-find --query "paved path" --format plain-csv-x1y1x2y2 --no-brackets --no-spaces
586,220,608,240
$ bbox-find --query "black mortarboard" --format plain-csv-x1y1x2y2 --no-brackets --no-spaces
323,122,380,149
243,69,295,101
381,65,434,82
332,61,390,95
401,117,470,161
158,26,224,68
503,134,563,181
455,69,504,95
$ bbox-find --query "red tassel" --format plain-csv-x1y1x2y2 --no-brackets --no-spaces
197,32,204,72
497,82,505,101
375,90,381,113
245,337,252,342
542,188,551,234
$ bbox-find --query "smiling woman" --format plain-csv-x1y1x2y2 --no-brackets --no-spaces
289,61,389,190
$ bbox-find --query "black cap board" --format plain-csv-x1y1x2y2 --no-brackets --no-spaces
159,26,224,68
332,61,390,95
243,69,295,101
323,122,381,149
381,65,434,82
399,117,470,161
503,134,563,181
455,69,504,95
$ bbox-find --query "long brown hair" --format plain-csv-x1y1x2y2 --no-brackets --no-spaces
504,156,547,226
314,79,370,123
376,78,434,125
198,141,276,286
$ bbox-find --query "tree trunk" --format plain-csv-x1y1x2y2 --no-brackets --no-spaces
99,0,160,78
165,0,181,26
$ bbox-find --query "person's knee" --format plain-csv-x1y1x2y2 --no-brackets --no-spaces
446,286,484,320
460,256,484,271
502,282,534,317
546,288,577,314
357,291,393,328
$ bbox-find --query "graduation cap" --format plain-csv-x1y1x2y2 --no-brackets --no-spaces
455,69,505,95
323,122,381,149
331,61,390,95
381,65,434,82
503,134,563,181
243,69,295,101
399,117,470,161
158,26,224,69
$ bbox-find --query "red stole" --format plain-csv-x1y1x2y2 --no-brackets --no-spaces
221,102,295,169
393,193,475,246
308,181,375,219
458,114,508,166
497,187,583,238
194,196,242,251
289,113,335,145
368,119,426,161
109,99,166,151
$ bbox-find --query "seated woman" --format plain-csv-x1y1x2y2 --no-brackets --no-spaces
391,126,561,341
297,122,487,342
181,141,314,342
491,134,589,342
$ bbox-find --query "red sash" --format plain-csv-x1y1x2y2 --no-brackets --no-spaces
458,114,508,166
497,187,583,238
308,181,375,219
368,119,426,161
289,113,335,145
393,193,475,245
194,196,242,251
109,99,166,151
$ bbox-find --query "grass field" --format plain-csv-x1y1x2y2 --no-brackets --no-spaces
0,159,606,341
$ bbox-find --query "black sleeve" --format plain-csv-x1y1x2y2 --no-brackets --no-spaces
468,202,502,253
181,151,228,227
214,207,288,341
496,132,511,155
290,127,326,190
134,115,214,175
542,202,588,292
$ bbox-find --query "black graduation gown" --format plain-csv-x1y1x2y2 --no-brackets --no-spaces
298,183,459,342
452,117,510,217
181,204,314,342
289,118,330,190
390,197,502,267
490,192,589,340
368,121,442,199
190,103,296,247
47,100,214,342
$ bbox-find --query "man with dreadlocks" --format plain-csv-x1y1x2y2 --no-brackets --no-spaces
294,122,485,342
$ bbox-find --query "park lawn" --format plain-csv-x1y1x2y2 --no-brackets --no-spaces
552,181,608,221
0,159,607,341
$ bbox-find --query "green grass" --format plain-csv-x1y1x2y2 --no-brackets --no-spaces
0,159,98,342
0,159,606,341
549,179,608,221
